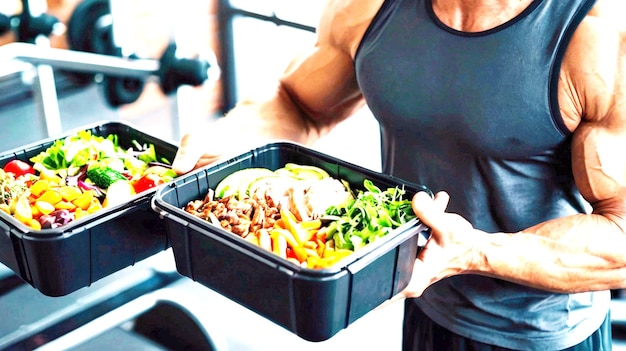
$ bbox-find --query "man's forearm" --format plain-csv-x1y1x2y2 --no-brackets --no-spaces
475,213,626,293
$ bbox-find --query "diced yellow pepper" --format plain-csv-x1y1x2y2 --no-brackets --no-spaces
24,218,41,230
72,190,94,210
30,180,49,197
39,169,63,184
58,186,82,202
55,201,76,211
38,190,62,205
87,200,102,214
74,208,88,220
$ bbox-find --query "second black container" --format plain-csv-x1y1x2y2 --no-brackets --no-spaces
0,121,178,296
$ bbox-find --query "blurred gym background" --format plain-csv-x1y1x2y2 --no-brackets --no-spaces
0,1,387,350
0,0,380,165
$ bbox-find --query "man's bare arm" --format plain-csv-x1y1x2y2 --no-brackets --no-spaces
172,0,382,174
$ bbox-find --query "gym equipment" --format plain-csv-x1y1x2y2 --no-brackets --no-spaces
1,0,217,137
66,0,211,106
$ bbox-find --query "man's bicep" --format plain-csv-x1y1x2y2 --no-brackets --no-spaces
571,121,626,208
275,0,378,127
279,45,363,125
570,14,626,208
571,74,626,214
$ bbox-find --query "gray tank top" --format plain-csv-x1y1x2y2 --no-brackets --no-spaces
354,0,609,349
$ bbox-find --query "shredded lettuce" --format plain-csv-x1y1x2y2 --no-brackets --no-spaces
31,131,122,171
325,179,416,251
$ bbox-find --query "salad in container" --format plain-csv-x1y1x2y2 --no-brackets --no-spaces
1,129,177,230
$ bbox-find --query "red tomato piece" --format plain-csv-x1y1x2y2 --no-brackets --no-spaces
133,173,165,193
3,160,35,177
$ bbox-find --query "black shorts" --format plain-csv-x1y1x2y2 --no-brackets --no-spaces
402,299,612,351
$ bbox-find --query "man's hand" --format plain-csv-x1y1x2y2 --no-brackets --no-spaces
171,132,224,175
171,114,267,175
401,191,483,298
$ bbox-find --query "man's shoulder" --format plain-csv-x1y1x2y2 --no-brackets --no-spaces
561,0,625,126
557,0,624,128
317,0,385,57
565,0,624,73
587,0,626,34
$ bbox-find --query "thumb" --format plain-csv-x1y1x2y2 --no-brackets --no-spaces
412,191,450,227
171,133,218,175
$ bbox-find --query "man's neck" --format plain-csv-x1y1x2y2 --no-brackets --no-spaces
431,0,535,32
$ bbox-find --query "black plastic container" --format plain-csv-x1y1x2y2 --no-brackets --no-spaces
151,142,431,342
0,121,178,297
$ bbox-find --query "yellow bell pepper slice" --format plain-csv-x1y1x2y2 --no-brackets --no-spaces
270,230,288,259
57,186,82,202
30,180,49,197
38,190,62,205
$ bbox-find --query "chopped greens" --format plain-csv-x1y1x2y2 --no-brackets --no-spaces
30,130,119,171
325,179,416,251
29,130,153,182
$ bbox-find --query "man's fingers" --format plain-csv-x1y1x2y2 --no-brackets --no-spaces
171,133,222,175
172,134,200,174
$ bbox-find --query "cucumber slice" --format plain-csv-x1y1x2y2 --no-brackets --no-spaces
215,168,275,199
278,163,330,180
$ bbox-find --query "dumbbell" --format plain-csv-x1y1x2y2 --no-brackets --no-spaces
67,0,210,107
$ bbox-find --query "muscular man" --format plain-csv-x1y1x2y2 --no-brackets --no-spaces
173,0,626,349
